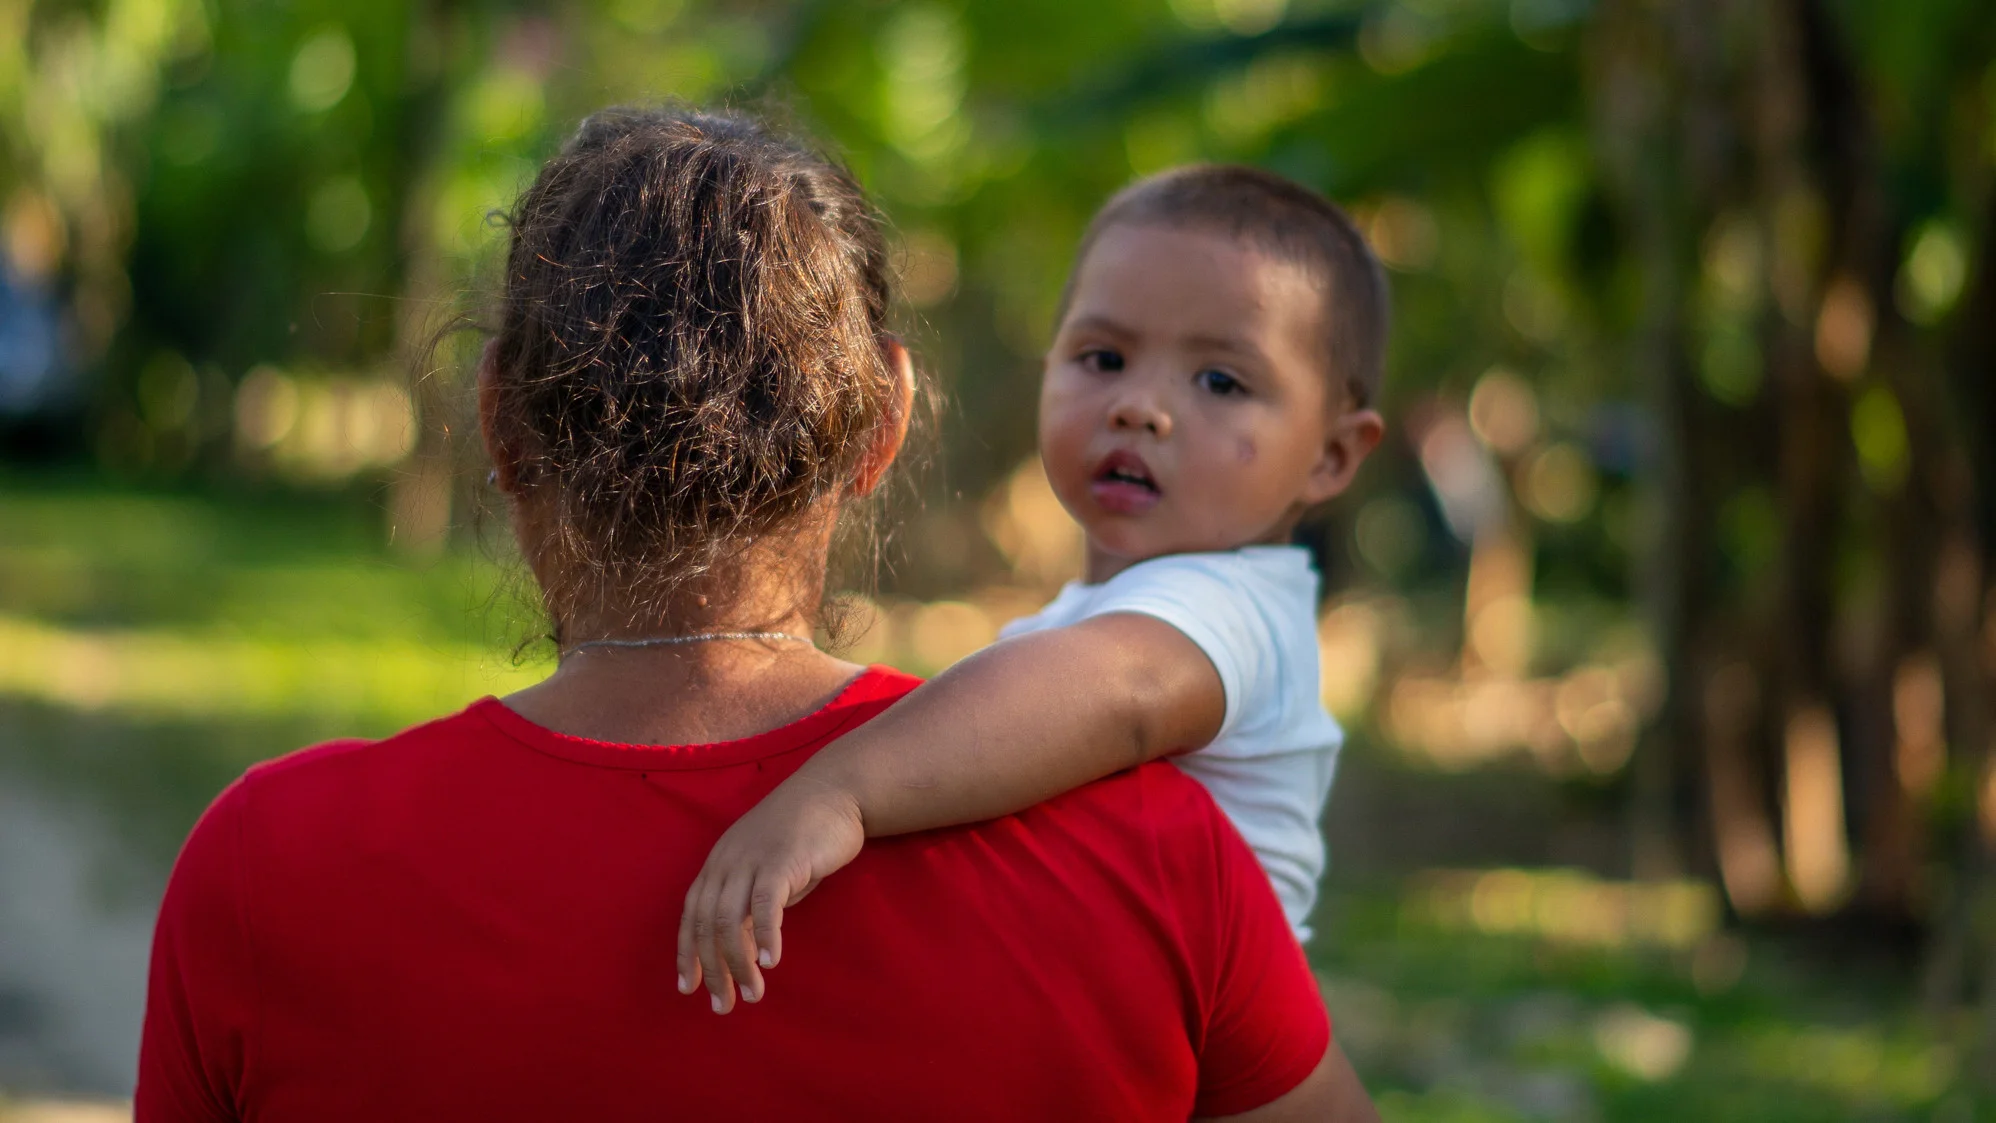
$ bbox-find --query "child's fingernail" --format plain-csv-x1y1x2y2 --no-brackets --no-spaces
711,993,725,1014
740,982,757,1003
758,948,774,969
677,973,690,993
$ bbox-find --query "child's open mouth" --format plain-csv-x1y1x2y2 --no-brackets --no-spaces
1089,450,1162,515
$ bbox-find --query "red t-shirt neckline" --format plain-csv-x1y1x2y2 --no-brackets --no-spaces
468,664,918,771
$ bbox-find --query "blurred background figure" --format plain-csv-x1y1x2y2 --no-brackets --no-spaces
0,0,1989,1119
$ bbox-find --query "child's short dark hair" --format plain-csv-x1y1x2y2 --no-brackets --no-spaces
1063,165,1389,407
487,105,901,633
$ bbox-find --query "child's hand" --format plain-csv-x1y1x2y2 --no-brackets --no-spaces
676,772,864,1014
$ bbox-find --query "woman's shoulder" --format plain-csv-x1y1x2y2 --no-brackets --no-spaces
243,735,378,785
1029,757,1241,865
233,703,496,809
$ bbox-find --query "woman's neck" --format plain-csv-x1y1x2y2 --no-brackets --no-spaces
504,520,865,746
501,637,866,748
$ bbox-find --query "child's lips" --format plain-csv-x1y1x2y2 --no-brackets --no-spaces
1090,450,1161,515
1091,478,1162,514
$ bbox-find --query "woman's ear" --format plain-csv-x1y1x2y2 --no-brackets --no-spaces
851,338,915,497
477,340,523,494
1300,407,1386,507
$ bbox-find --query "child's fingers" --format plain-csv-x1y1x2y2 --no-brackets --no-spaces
692,877,737,1014
676,878,705,996
714,875,763,1004
733,914,764,1003
749,876,785,970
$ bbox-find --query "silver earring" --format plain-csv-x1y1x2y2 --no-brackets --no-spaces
487,469,500,487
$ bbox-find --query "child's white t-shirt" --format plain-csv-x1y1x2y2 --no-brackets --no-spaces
997,545,1342,942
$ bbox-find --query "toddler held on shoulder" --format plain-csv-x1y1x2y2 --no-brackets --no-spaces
678,163,1389,1013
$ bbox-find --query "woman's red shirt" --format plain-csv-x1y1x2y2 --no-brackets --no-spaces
137,667,1329,1121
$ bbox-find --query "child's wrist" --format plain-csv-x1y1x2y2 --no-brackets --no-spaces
788,759,870,827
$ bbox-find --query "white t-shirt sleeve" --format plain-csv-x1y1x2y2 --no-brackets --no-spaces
1076,555,1281,745
1008,548,1339,940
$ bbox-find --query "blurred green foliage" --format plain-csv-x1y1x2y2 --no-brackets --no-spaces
4,0,1604,508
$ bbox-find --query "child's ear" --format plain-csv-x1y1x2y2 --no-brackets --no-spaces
477,340,524,495
1301,407,1385,506
852,337,916,497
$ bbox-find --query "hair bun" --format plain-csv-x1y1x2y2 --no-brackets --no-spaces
488,104,899,633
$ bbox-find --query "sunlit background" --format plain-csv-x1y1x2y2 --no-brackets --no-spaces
2,0,1993,1118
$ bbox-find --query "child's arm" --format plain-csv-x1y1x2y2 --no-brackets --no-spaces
676,611,1225,1012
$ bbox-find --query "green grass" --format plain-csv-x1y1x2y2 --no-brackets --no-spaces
0,478,1984,1120
0,477,549,734
0,478,530,645
1310,889,1975,1121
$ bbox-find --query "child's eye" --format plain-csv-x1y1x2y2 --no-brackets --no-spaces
1079,348,1125,374
1196,368,1246,397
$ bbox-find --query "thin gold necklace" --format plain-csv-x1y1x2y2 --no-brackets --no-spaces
563,631,815,657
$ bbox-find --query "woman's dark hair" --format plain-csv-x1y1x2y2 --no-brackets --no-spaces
487,105,901,638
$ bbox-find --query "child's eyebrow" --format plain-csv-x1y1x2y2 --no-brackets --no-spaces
1062,313,1137,340
1179,332,1269,365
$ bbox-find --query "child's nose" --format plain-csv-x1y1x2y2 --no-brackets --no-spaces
1108,394,1172,438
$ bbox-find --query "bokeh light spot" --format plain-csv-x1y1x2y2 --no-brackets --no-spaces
289,27,356,113
1594,1004,1693,1081
306,175,371,254
1354,496,1424,577
1850,384,1909,493
1467,367,1539,456
1521,442,1597,524
1897,220,1968,323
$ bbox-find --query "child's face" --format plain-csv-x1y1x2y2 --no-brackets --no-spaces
1040,223,1383,581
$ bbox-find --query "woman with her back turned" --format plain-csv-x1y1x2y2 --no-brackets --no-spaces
135,105,1377,1121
